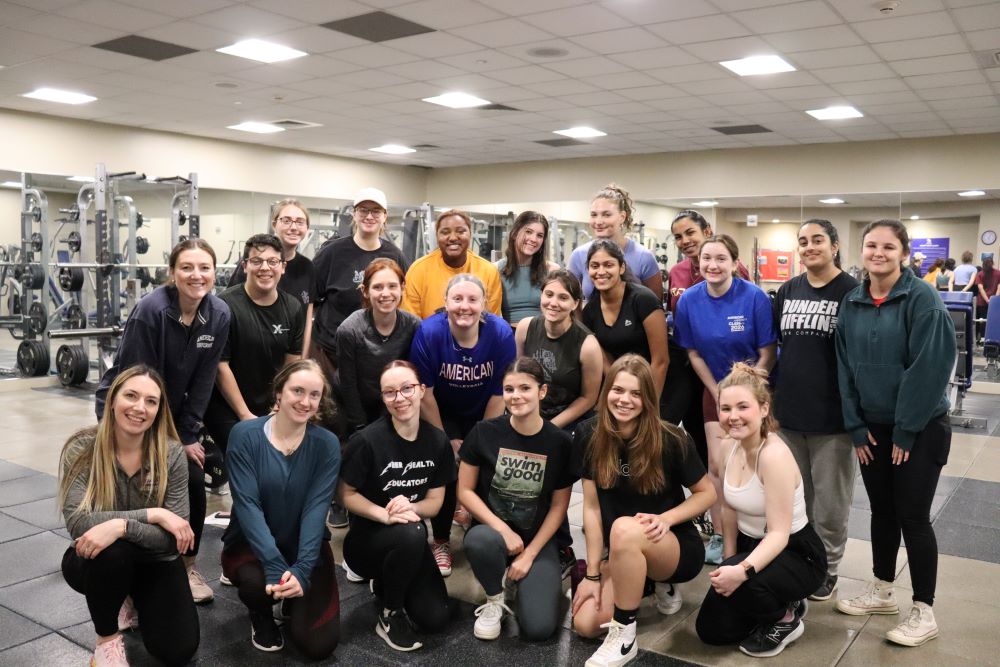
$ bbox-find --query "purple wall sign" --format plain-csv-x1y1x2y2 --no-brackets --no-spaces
911,237,950,276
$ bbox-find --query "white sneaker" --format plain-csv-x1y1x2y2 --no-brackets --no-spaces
654,582,682,615
473,593,513,640
585,620,638,667
835,578,898,616
92,635,129,666
342,559,365,583
886,602,938,647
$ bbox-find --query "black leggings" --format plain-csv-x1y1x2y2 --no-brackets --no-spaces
222,541,341,661
431,415,478,541
187,458,206,556
862,416,950,605
696,527,826,645
661,344,708,467
62,541,199,666
343,522,450,632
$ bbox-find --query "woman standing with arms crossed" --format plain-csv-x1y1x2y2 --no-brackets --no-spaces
95,238,229,605
222,360,341,658
336,259,421,435
569,184,662,299
458,357,577,642
572,355,715,667
835,219,955,647
403,209,503,319
61,366,199,667
410,274,517,576
581,240,668,399
772,219,858,601
339,361,454,652
497,211,560,326
674,234,777,566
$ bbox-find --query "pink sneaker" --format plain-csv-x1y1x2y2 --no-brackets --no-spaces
452,507,472,531
91,635,129,666
117,597,138,632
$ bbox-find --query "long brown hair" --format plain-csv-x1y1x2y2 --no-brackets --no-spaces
587,355,686,494
58,365,179,514
501,211,551,288
717,362,779,439
273,359,336,424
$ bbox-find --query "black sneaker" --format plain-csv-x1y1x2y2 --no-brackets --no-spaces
809,574,838,601
558,546,576,580
250,611,284,652
739,619,804,658
694,511,714,538
376,608,423,652
790,598,808,623
328,502,349,529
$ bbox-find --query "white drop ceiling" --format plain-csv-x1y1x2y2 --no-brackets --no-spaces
0,0,998,168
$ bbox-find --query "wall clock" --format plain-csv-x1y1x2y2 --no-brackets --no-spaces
982,230,997,245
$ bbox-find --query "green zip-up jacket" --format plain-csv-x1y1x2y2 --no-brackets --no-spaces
835,267,955,451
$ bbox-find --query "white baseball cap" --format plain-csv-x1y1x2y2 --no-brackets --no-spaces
912,252,926,261
353,187,387,211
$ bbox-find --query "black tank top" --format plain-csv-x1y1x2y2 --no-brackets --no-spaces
524,317,591,420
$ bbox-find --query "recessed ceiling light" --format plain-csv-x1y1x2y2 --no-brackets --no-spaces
693,200,718,207
1,181,21,189
772,219,780,223
370,144,416,154
910,215,920,220
22,87,96,105
554,126,606,139
958,190,985,197
819,197,845,204
806,106,863,120
227,121,285,134
422,92,491,109
67,175,95,183
216,39,307,64
719,54,795,76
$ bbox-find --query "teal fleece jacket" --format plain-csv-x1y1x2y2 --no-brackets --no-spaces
835,268,955,451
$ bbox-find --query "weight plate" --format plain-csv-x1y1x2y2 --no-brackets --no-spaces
59,266,84,291
29,232,43,253
136,267,151,288
136,212,144,229
56,345,89,386
27,301,47,335
16,339,49,377
21,264,44,289
65,303,86,330
136,236,149,255
66,231,82,253
153,267,168,285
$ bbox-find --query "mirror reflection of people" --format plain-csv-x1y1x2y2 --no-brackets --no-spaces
496,211,560,326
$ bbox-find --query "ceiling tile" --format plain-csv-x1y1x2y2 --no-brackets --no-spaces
191,4,307,34
486,65,566,85
682,35,774,61
813,63,898,83
646,14,751,44
499,39,593,63
789,45,882,69
247,0,369,23
7,13,125,45
568,28,667,55
56,0,175,33
580,71,665,90
675,77,753,95
916,83,995,99
743,70,823,89
964,27,1000,51
116,0,234,18
474,0,588,16
544,56,632,77
731,1,843,33
928,95,998,110
449,18,555,48
0,27,77,62
327,68,413,88
889,53,980,77
436,49,528,72
952,3,1000,31
382,59,468,80
853,11,958,42
763,25,864,51
646,62,729,83
330,43,422,67
269,25,368,53
520,5,631,37
905,69,987,88
832,78,910,94
615,84,686,101
523,78,600,96
390,0,505,30
831,0,947,22
388,31,484,57
871,33,968,60
599,0,720,23
767,84,839,99
138,20,238,51
608,47,701,70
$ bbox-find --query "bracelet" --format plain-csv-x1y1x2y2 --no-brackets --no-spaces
584,573,601,582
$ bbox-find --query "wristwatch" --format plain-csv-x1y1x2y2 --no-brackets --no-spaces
741,561,757,580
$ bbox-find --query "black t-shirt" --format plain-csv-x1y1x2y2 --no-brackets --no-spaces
208,285,304,417
340,416,456,532
311,236,409,351
459,416,577,541
228,253,317,307
523,317,592,420
773,272,859,433
581,282,662,364
573,417,706,542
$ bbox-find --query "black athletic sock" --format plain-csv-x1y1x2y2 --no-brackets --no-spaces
612,605,639,626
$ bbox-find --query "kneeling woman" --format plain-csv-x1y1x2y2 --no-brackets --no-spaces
573,354,715,667
695,364,826,658
339,361,455,652
222,360,342,659
458,357,577,642
59,365,199,667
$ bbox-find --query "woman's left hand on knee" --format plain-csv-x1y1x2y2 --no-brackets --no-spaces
75,519,125,559
635,513,669,543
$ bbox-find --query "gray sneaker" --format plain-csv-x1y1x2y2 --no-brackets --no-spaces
809,574,838,601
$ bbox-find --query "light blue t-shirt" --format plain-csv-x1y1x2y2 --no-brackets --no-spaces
954,263,977,287
568,238,659,297
674,278,777,382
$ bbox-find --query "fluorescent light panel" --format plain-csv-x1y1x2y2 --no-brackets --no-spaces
693,200,718,207
819,197,845,204
554,126,606,138
227,121,285,134
22,87,96,105
1,181,21,188
807,106,863,120
67,175,95,183
370,144,416,154
958,190,985,197
910,215,920,220
422,92,491,109
719,55,795,76
216,39,307,64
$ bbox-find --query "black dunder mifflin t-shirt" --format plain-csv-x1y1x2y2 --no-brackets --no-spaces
459,416,577,541
340,416,455,532
581,282,662,364
229,253,317,307
573,417,706,543
773,272,858,434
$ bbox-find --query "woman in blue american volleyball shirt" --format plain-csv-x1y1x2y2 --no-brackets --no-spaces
409,274,517,576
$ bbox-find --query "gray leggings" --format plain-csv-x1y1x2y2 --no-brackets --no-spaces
464,524,562,641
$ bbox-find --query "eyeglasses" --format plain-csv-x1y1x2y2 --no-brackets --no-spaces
381,383,417,401
245,257,285,268
276,216,308,227
355,207,386,219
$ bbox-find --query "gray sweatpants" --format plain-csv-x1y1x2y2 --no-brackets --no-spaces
464,524,562,641
778,430,855,576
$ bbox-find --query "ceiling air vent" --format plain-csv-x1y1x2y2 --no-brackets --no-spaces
711,124,772,135
535,138,588,147
268,119,322,129
413,144,440,149
479,104,520,111
973,49,1000,69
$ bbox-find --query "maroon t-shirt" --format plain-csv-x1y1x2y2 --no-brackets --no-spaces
667,258,751,313
974,269,999,308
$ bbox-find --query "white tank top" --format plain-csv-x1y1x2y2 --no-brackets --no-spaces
723,439,808,539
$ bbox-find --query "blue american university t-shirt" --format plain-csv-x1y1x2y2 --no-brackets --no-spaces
410,312,516,420
674,278,777,382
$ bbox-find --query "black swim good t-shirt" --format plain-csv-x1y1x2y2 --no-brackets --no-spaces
339,416,456,532
459,416,577,541
573,417,706,542
581,282,662,364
